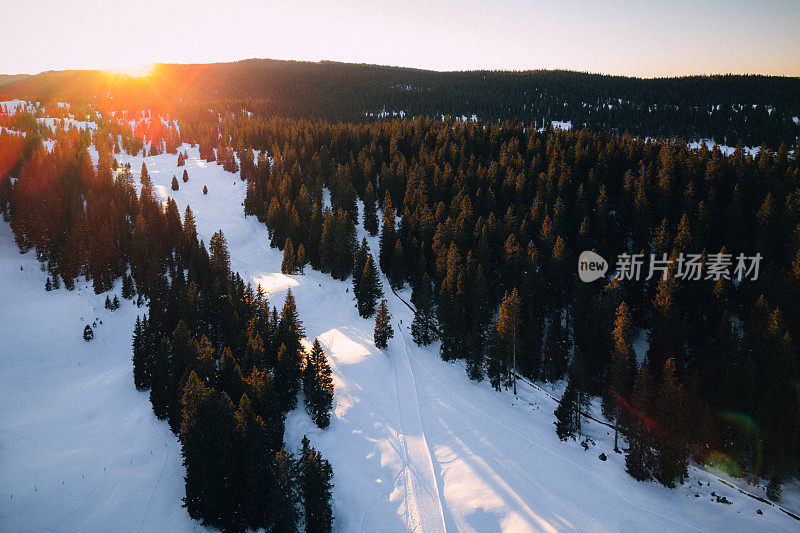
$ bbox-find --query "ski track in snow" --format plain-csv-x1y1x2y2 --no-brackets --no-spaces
1,115,799,531
391,322,447,533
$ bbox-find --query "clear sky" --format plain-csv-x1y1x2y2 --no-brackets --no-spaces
1,0,798,77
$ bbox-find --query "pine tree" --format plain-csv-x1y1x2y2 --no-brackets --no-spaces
182,169,189,182
609,301,635,452
387,238,405,290
303,340,334,428
105,295,112,309
140,162,150,186
272,447,299,532
203,185,208,195
150,337,171,420
363,181,378,236
626,366,654,481
353,238,369,287
374,299,394,349
122,274,134,299
299,442,334,533
379,192,396,274
496,288,522,394
45,276,52,291
83,324,94,341
766,476,782,502
180,372,235,529
209,230,230,274
112,295,120,310
652,358,688,487
355,255,383,318
132,316,152,390
410,274,438,346
282,238,296,274
296,244,307,274
554,377,581,441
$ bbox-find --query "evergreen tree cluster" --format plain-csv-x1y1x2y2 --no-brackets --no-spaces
1,117,335,530
233,115,800,489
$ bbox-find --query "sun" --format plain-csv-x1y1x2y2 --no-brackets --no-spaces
105,63,155,78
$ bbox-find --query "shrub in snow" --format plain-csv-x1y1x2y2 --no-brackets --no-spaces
83,325,94,341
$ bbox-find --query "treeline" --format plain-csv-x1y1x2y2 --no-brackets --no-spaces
2,59,799,147
0,116,335,531
233,115,800,494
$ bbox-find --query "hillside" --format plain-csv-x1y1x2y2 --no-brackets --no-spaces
1,59,798,146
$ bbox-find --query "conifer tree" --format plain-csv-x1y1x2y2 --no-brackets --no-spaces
766,476,782,502
299,441,334,533
496,288,522,394
203,185,208,195
150,337,171,420
272,447,299,533
303,340,334,428
374,299,394,349
410,274,438,346
296,244,307,274
83,324,94,341
132,316,151,390
140,162,150,186
182,169,189,182
626,366,654,481
122,274,134,299
363,181,378,236
554,377,581,441
171,175,179,191
652,358,688,487
387,238,405,290
355,255,383,318
379,192,396,274
209,230,230,275
282,238,296,274
609,301,635,452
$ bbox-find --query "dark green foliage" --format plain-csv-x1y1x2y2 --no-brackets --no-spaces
410,274,438,347
374,299,393,349
282,238,296,274
354,254,383,318
363,181,378,236
303,340,334,429
298,436,334,533
766,476,782,502
121,274,135,299
83,324,93,341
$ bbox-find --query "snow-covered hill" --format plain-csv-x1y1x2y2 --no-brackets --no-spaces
1,117,798,531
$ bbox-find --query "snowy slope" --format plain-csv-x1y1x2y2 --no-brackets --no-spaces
1,130,799,532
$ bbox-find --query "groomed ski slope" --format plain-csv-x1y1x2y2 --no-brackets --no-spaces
1,127,798,531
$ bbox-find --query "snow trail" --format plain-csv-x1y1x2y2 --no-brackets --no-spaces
390,321,447,533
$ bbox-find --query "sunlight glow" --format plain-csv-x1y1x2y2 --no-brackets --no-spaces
106,63,154,78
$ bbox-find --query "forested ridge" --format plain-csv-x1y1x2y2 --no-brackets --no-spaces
1,58,799,147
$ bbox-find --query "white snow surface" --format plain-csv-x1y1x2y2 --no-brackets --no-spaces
1,128,799,532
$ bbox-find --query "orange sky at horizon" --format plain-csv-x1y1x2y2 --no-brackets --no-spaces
1,0,799,78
